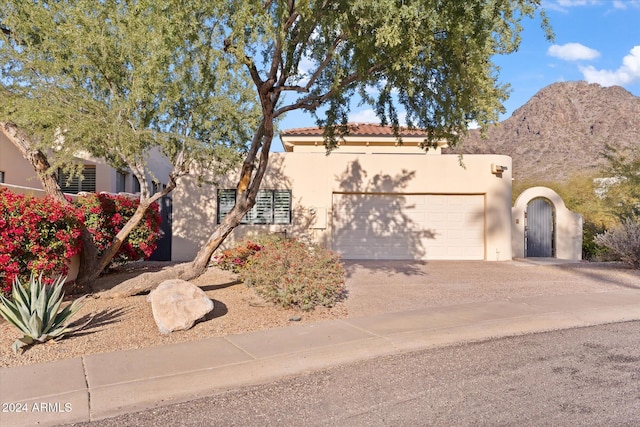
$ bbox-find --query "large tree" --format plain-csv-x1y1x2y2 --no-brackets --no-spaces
0,1,259,285
104,0,551,297
3,1,552,296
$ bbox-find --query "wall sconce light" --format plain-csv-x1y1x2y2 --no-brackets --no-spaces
491,164,508,174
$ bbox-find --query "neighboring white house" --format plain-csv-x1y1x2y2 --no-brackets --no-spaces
172,123,525,261
0,131,172,197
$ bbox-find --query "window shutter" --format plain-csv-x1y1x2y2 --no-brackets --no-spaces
217,189,291,225
273,190,291,224
243,190,273,224
58,166,96,194
80,166,96,192
217,189,236,223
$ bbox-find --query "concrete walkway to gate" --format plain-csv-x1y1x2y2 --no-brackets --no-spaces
3,259,640,426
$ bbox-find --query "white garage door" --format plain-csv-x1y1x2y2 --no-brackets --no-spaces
332,194,485,260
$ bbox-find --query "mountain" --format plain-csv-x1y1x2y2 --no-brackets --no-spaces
447,81,640,182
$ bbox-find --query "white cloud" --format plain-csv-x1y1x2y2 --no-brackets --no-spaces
545,0,600,12
348,109,408,126
580,45,640,86
547,43,600,61
349,109,380,123
613,0,640,9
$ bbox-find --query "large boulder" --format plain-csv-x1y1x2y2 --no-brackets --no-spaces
147,279,214,334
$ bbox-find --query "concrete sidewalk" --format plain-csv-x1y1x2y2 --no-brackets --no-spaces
3,288,640,426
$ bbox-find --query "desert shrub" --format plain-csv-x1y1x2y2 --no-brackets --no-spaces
75,193,161,266
0,189,83,294
594,218,640,268
213,240,263,273
240,238,347,311
582,221,608,261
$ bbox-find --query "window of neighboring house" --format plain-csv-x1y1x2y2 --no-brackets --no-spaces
58,165,97,194
116,171,127,193
152,181,166,194
132,176,141,193
217,189,292,225
0,171,4,183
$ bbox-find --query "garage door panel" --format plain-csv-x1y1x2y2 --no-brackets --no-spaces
333,194,484,260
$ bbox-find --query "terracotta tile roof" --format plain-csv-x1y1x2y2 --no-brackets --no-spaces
280,123,429,137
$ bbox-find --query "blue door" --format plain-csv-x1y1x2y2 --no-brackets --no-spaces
526,198,553,257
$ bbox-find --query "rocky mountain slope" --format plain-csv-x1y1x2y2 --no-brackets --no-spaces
448,81,640,182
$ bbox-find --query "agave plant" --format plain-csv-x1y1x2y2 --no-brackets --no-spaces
0,274,88,353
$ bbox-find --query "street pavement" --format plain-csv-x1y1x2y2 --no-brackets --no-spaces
2,259,640,426
63,321,640,426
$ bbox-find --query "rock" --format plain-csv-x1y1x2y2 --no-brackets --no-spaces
147,279,214,334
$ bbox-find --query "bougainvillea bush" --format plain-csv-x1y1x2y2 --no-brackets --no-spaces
239,237,347,311
212,237,271,273
0,188,83,294
0,188,161,295
75,193,161,266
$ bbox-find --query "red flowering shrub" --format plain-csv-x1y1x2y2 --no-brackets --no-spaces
239,237,347,311
0,188,83,294
213,240,263,273
75,193,161,267
0,189,162,295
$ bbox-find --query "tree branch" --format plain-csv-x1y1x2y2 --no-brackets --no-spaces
273,62,384,117
304,33,345,90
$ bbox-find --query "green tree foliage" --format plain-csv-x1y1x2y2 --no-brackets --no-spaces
0,1,256,178
183,0,553,282
600,145,640,221
5,1,553,293
0,1,260,284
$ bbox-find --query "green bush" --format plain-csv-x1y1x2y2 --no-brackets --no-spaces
594,218,640,268
239,237,347,311
582,221,608,261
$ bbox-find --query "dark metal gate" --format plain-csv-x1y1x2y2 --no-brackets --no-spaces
526,198,554,257
149,196,172,261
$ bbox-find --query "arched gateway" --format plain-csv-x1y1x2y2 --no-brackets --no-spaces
512,187,582,260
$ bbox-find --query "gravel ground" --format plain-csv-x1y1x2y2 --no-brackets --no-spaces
2,259,639,368
0,263,347,368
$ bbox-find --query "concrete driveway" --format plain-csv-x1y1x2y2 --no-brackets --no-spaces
343,259,640,317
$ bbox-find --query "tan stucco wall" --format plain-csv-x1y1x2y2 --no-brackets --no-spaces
172,152,514,262
0,133,171,194
512,186,583,260
0,133,44,188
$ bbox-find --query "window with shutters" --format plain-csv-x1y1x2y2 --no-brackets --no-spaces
217,189,291,225
0,171,4,183
58,165,97,194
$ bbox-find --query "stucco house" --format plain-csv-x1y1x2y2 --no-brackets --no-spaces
0,131,172,197
172,123,566,262
1,131,175,264
2,122,582,262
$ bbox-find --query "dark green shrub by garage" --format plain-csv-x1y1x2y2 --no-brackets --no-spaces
239,238,346,311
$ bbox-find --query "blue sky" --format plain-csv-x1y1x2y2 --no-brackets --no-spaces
275,0,640,150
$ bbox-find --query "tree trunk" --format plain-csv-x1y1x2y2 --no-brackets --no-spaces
102,118,275,297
